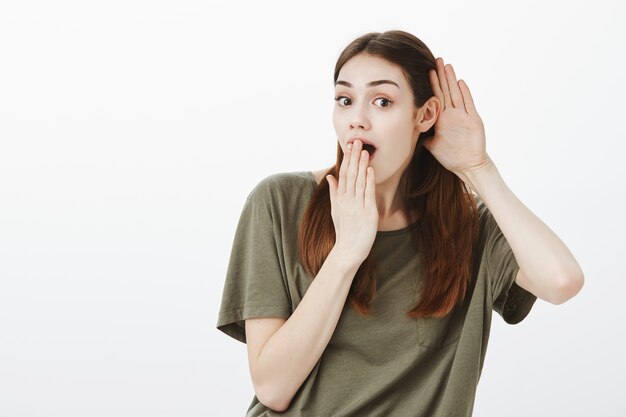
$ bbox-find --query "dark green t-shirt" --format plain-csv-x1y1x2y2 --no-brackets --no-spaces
216,171,537,417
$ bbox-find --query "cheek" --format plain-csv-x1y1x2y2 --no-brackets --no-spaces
378,116,408,136
386,115,415,137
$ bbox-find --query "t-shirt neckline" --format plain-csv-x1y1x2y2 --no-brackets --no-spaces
305,170,418,237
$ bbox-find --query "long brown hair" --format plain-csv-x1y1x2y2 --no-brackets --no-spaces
297,30,480,319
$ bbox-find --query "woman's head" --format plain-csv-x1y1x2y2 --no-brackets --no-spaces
332,31,440,185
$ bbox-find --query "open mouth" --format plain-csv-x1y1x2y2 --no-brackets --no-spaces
362,143,377,157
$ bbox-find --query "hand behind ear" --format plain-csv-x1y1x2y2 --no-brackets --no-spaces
420,58,489,175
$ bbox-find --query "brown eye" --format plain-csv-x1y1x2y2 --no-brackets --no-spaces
334,96,350,106
374,98,392,108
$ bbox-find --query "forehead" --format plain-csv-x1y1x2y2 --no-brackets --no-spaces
336,54,406,88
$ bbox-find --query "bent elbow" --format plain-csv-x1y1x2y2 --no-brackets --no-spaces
256,384,290,413
551,272,585,305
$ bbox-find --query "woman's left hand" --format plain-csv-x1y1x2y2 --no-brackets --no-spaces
421,57,492,180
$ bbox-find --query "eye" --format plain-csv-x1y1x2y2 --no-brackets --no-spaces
374,97,392,108
334,96,351,106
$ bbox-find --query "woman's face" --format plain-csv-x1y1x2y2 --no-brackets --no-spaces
333,53,421,184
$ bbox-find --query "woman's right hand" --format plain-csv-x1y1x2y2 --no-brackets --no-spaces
326,139,379,267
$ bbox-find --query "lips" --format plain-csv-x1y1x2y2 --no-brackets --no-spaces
348,137,375,147
348,137,377,158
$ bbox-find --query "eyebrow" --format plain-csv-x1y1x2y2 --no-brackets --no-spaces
335,79,400,89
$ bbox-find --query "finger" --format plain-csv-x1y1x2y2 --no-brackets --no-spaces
445,64,464,109
355,149,369,203
326,175,336,207
435,58,451,111
458,79,476,115
364,167,375,209
326,175,337,215
346,140,362,195
338,143,351,194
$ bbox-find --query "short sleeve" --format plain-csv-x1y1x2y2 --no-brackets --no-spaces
478,200,537,324
216,178,293,344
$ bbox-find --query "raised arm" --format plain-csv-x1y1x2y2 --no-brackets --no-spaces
424,57,584,304
462,158,584,304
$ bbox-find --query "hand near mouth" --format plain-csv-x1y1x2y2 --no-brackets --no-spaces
422,58,492,179
326,139,378,267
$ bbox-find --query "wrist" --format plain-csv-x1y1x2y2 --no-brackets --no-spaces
328,245,363,276
458,156,497,195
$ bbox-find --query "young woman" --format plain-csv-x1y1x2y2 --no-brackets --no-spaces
217,30,584,417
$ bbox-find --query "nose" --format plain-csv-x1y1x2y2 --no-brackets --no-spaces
349,102,370,130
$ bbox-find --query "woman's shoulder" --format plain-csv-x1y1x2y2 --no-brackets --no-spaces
254,170,316,191
246,170,317,202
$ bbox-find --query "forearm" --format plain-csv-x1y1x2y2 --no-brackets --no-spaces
256,245,360,411
461,156,584,299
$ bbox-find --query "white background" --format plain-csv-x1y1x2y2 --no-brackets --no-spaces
1,0,624,416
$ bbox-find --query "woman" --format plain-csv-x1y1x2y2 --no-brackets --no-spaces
217,30,584,417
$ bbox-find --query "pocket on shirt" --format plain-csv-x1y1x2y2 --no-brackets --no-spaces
415,308,464,349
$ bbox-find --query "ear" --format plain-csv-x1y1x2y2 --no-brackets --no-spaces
413,96,441,133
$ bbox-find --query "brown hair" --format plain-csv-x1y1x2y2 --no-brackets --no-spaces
297,30,480,319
